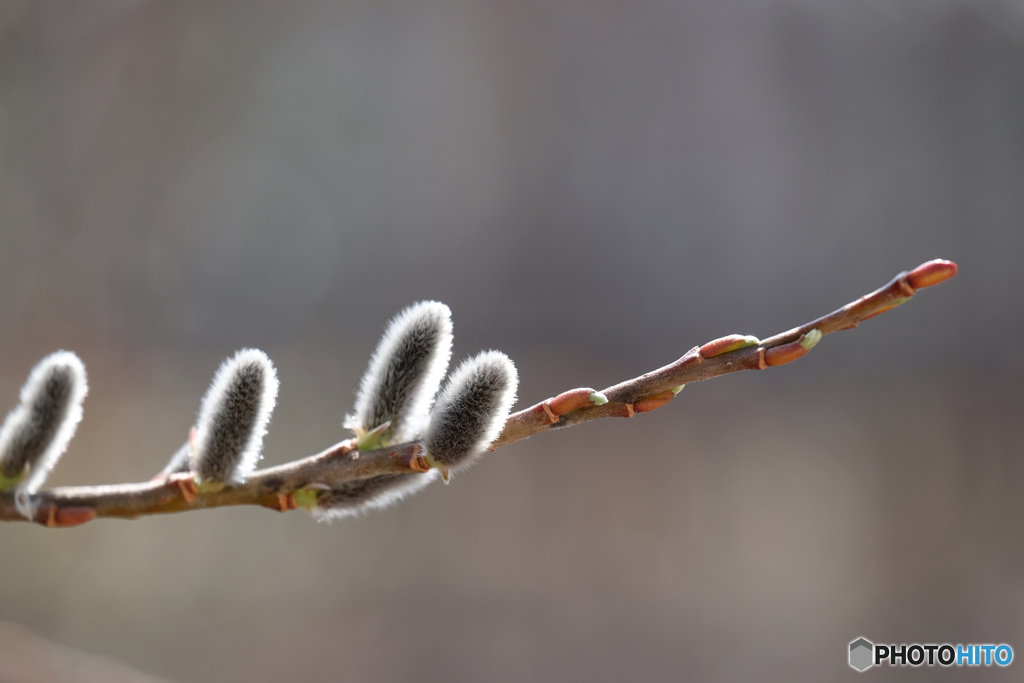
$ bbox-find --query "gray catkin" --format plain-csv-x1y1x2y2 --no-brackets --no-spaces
312,302,452,520
0,351,88,494
311,470,439,521
345,301,453,444
191,349,278,485
425,350,518,472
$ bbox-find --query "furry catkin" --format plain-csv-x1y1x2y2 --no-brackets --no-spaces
313,301,452,519
190,349,278,485
311,470,439,521
345,301,452,446
0,351,88,493
425,351,517,472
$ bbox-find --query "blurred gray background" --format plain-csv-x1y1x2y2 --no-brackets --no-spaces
1,0,1022,681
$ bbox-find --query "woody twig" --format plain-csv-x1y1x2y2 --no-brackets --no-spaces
0,260,957,526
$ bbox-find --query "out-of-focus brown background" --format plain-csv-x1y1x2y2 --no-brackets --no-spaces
1,0,1022,681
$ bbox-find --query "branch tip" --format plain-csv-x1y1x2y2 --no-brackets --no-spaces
907,259,957,290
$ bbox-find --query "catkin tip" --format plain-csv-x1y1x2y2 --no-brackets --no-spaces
424,350,518,474
347,301,454,447
190,348,279,485
0,351,88,496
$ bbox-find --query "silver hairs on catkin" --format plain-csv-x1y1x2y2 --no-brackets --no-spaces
311,301,452,521
190,349,278,486
310,470,440,522
0,352,88,513
344,301,453,448
425,350,518,476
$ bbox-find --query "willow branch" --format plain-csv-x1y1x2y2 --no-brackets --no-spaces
0,260,957,526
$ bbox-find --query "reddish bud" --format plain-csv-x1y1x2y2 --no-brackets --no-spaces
765,338,809,367
55,507,96,527
633,391,676,413
907,259,958,290
548,388,600,416
44,506,96,528
700,335,760,358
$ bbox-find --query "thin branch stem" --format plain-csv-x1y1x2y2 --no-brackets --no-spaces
0,260,957,526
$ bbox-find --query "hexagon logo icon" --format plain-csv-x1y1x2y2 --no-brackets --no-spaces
849,637,874,671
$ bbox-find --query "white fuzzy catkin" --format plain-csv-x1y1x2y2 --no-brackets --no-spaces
311,470,439,522
345,301,453,445
190,349,278,485
0,351,88,494
308,302,451,520
425,350,518,472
